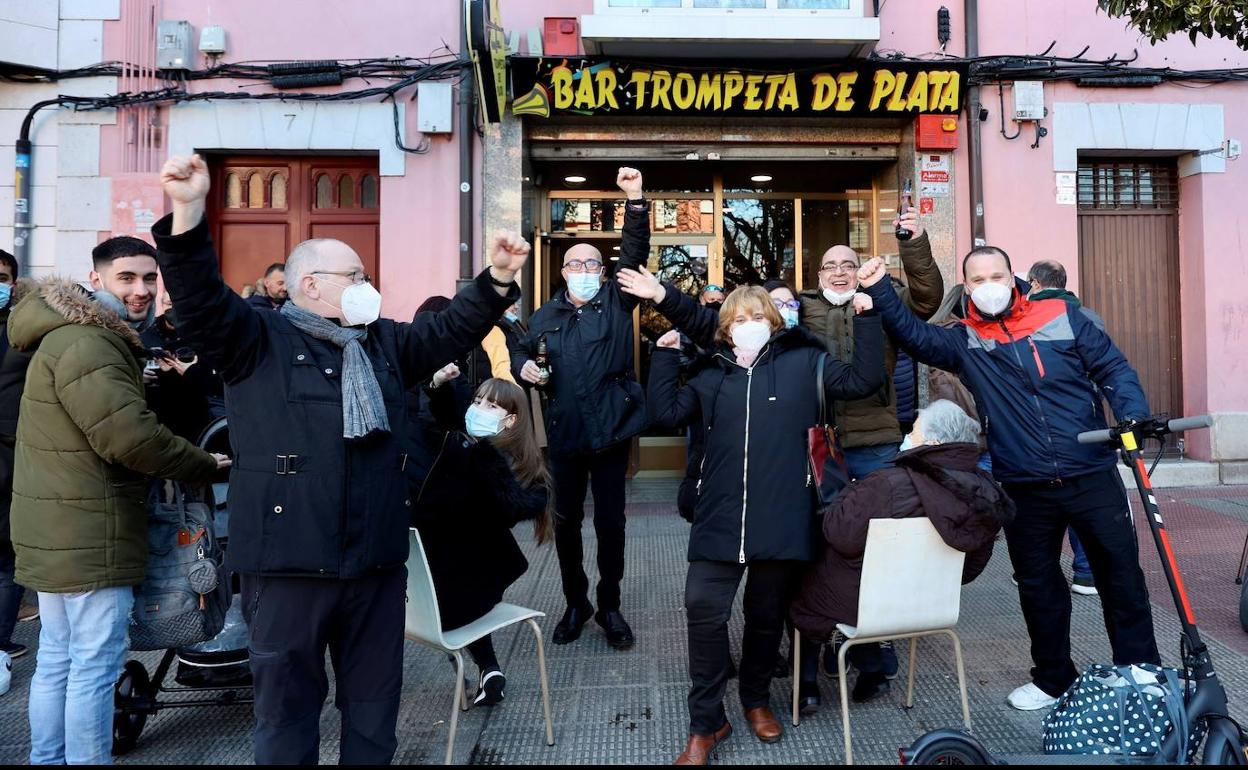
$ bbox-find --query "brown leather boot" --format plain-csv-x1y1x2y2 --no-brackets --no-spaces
744,706,783,743
674,722,732,765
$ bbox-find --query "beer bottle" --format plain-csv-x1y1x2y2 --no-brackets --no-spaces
895,179,914,242
535,334,551,384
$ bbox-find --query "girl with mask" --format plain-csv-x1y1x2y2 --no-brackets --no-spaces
763,280,801,330
646,286,884,764
410,375,553,707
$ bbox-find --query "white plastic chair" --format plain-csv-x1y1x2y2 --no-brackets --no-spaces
404,528,555,764
791,517,971,764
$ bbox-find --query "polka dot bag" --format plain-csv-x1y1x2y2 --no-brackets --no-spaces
1042,663,1203,761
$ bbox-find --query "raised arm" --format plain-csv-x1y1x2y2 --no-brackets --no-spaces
154,155,263,382
893,210,945,320
820,312,886,401
1071,306,1149,422
613,167,652,313
646,334,701,430
858,257,965,374
394,235,526,386
617,266,720,350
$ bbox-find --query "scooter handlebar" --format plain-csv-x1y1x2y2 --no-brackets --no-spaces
1077,415,1212,445
1167,414,1213,433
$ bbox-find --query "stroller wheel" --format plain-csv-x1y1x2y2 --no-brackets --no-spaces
112,661,150,755
909,737,993,765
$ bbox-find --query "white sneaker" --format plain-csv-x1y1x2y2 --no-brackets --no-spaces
1007,682,1059,711
1071,577,1099,596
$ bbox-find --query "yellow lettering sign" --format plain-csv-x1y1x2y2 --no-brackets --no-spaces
651,70,674,110
886,72,909,111
597,67,619,110
673,72,697,110
630,70,651,109
724,72,744,109
777,73,799,111
869,69,895,111
695,73,722,110
743,73,765,110
811,73,835,111
927,71,950,109
552,66,574,110
835,72,858,111
904,71,929,112
575,70,597,109
937,71,961,111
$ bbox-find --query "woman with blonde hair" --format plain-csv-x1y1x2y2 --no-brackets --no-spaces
410,373,553,707
642,283,884,764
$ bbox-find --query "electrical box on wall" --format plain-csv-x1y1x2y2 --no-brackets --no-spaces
916,114,959,150
543,17,579,56
1013,81,1045,120
157,20,194,70
199,25,226,54
417,82,454,134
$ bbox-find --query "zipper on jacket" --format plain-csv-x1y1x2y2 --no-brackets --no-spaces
1028,339,1046,378
739,366,754,564
416,434,452,504
999,321,1062,481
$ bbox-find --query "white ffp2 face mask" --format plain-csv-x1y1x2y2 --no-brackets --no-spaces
822,287,857,306
338,281,383,327
731,321,772,352
970,282,1013,317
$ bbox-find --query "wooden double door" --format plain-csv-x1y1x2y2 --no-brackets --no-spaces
207,155,381,294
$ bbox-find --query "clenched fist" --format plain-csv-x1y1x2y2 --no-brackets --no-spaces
616,167,644,200
856,257,887,289
520,360,547,386
431,363,461,388
657,330,681,349
892,209,924,239
161,154,210,205
487,233,529,291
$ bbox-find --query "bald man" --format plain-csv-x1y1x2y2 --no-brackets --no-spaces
513,167,651,650
795,208,944,688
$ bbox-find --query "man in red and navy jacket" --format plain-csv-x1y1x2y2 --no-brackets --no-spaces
856,245,1159,712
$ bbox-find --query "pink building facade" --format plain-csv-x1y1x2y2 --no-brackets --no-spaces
0,0,1244,477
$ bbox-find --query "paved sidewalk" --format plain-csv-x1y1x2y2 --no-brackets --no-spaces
2,481,1248,764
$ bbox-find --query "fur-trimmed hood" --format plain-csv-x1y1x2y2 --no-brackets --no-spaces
7,277,146,354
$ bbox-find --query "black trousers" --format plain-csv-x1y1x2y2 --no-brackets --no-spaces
685,560,804,735
240,570,405,765
550,441,631,612
1003,468,1160,697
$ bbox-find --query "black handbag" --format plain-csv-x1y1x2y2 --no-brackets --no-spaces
807,352,852,506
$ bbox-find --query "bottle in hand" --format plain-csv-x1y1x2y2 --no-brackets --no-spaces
895,179,913,242
536,335,551,384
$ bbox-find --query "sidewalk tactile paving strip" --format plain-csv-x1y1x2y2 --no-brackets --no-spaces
4,482,1248,763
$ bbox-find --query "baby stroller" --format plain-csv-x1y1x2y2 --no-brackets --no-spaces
113,418,253,755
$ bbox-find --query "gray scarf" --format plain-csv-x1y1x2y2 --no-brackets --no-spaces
280,302,390,439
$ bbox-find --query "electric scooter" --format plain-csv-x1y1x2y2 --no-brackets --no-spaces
901,415,1248,765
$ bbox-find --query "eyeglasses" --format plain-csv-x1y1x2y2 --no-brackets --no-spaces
315,270,373,285
819,261,859,275
563,259,604,274
773,299,800,311
703,285,724,293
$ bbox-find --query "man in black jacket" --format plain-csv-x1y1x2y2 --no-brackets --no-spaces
0,250,32,660
246,262,287,310
154,154,525,765
512,167,650,649
141,288,225,442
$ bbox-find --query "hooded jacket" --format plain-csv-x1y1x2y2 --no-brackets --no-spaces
8,279,217,592
864,277,1149,483
647,311,885,564
789,442,1012,641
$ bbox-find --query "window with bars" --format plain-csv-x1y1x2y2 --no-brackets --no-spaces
1077,160,1179,211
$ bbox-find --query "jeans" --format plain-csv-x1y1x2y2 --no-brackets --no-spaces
240,570,405,765
1068,530,1093,582
29,587,134,765
550,441,631,612
1003,468,1160,696
685,560,804,734
0,540,24,646
842,443,900,481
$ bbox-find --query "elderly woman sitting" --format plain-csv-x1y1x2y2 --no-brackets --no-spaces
789,400,1015,702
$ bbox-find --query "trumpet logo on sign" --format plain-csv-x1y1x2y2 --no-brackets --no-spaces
511,59,966,119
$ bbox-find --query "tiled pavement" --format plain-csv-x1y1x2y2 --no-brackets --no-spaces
3,481,1248,764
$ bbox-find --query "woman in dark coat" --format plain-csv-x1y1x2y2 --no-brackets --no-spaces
410,374,553,706
647,285,884,765
789,399,1015,702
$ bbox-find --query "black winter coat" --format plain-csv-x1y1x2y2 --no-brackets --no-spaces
409,386,547,629
246,293,283,311
511,200,651,456
647,313,885,564
0,284,33,544
152,214,518,578
140,317,225,443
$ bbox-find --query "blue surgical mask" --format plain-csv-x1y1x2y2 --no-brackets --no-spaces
0,283,11,309
465,404,510,438
781,308,799,329
567,274,602,302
